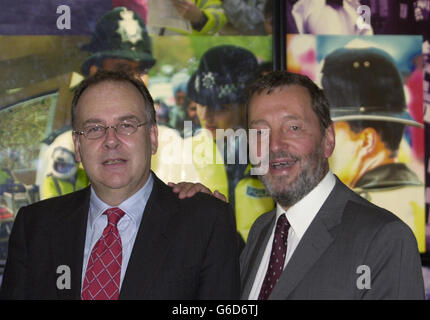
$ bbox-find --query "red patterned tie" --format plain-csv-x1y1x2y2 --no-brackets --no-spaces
258,214,290,300
81,207,125,300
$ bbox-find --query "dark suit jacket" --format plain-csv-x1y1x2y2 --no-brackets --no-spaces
0,174,240,299
240,177,425,299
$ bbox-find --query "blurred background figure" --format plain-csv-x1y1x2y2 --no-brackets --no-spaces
359,0,430,39
321,46,425,251
0,195,13,278
0,156,39,216
147,0,226,35
187,45,274,248
172,0,226,34
80,6,156,85
221,0,266,35
290,0,373,35
41,131,89,199
264,0,275,34
185,98,201,134
169,72,190,135
154,99,171,127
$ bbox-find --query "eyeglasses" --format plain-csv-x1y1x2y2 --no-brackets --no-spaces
73,120,147,140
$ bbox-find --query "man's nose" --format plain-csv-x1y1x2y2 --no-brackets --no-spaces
103,126,120,149
269,129,286,154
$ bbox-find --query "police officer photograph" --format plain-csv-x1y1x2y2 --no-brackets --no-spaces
183,45,275,250
80,6,156,84
320,45,426,252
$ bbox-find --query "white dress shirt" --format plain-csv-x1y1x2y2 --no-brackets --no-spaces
248,171,336,299
81,173,154,290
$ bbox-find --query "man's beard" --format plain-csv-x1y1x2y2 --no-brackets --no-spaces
259,145,328,208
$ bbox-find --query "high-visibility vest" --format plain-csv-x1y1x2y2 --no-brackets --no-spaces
186,129,274,242
42,168,89,199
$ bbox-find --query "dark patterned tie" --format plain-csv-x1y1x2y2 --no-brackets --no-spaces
258,213,290,300
81,207,125,300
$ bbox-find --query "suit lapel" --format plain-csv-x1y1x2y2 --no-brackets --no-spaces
270,178,350,299
119,174,178,299
269,215,335,299
240,211,275,299
51,187,90,299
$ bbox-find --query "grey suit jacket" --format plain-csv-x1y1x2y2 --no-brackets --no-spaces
240,177,425,300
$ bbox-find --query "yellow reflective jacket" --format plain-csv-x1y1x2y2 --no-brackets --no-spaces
167,0,227,35
353,163,426,253
42,168,89,200
186,129,274,242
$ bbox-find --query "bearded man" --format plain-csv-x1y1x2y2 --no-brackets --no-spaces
239,71,424,300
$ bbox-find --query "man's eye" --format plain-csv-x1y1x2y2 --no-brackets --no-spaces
291,125,300,131
86,126,104,133
119,122,135,129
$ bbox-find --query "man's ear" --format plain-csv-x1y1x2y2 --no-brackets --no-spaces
358,127,378,155
323,124,336,159
150,124,158,155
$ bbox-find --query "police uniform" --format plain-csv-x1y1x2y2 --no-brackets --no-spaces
81,7,156,77
148,0,227,35
40,132,90,200
42,168,89,199
321,46,426,252
353,163,426,252
187,45,275,243
187,128,274,242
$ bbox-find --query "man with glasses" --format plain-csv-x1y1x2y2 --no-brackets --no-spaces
82,6,200,185
0,70,240,300
40,6,200,200
40,7,157,201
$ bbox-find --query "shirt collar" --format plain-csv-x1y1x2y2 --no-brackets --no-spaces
89,172,154,229
276,170,336,240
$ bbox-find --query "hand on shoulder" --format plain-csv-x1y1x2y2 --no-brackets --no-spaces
168,181,227,202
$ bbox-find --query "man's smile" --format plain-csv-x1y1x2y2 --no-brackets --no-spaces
269,156,299,175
